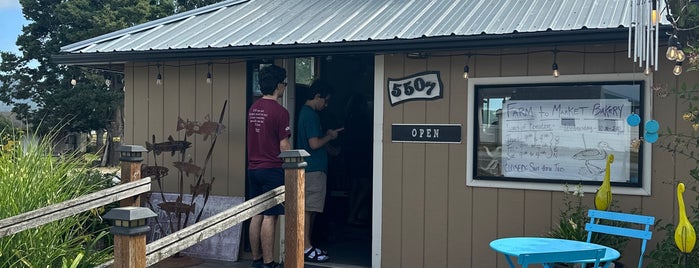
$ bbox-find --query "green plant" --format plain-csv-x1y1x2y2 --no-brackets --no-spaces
548,184,631,255
0,130,113,267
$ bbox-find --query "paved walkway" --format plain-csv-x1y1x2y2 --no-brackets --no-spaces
151,256,370,268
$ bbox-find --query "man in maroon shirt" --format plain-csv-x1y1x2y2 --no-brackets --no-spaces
247,65,290,268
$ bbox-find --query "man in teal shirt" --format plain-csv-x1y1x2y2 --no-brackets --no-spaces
296,79,342,263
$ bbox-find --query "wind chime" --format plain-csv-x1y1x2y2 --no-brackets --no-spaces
627,0,660,75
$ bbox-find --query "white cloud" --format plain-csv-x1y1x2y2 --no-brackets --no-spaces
0,0,21,10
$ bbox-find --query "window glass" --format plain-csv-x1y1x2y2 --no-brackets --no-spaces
295,57,315,85
474,81,644,187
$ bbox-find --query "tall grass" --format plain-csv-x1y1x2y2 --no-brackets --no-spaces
0,132,113,267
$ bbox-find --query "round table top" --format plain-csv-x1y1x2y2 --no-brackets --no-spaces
490,237,620,263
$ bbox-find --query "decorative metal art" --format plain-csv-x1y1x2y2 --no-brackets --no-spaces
145,100,228,240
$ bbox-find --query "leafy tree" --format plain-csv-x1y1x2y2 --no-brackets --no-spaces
0,0,222,164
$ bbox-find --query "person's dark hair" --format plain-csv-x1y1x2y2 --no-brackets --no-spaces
258,65,286,95
305,79,332,100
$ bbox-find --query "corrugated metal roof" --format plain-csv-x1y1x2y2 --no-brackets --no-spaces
60,0,645,54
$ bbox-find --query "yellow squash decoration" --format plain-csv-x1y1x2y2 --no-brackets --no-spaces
675,182,696,253
595,154,614,211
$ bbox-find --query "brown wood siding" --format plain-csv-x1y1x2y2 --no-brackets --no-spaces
123,61,247,198
381,44,693,267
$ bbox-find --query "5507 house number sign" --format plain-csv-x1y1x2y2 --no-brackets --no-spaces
387,71,443,106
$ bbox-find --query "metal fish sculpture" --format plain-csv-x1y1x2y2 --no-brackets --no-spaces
173,158,202,177
190,179,214,199
146,135,191,156
176,117,197,137
141,165,169,179
177,115,225,141
196,118,225,141
158,201,195,215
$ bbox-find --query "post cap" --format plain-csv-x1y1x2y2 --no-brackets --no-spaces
278,149,310,159
104,207,157,236
117,145,147,162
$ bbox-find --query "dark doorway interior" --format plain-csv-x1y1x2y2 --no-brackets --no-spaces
297,54,374,267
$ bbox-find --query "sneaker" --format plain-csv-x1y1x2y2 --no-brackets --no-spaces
262,261,283,268
251,259,263,268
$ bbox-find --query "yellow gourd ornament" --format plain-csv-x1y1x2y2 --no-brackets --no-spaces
675,182,696,254
595,154,613,211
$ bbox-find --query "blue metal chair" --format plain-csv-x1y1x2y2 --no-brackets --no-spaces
518,248,605,268
585,209,655,268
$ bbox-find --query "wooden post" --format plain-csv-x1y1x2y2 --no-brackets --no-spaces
117,145,147,207
279,150,310,268
103,207,157,268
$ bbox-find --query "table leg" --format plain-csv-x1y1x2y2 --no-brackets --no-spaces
504,255,515,268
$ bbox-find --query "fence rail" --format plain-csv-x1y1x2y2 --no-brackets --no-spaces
0,177,152,238
94,186,285,267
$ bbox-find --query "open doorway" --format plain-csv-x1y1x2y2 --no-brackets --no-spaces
294,54,374,267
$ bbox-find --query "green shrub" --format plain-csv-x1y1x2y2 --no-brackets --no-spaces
0,131,113,267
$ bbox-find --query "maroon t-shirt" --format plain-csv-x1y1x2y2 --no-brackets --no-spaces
247,98,291,170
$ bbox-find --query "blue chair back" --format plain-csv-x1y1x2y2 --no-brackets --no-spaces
585,209,655,268
518,248,605,268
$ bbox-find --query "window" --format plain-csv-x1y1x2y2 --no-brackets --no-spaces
467,74,651,195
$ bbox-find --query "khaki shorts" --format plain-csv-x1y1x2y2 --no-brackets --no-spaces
305,171,327,212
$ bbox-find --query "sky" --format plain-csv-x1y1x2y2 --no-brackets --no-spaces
0,0,26,54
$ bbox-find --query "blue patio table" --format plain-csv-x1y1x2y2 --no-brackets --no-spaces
489,237,620,268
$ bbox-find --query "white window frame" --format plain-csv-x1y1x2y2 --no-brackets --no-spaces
466,73,652,196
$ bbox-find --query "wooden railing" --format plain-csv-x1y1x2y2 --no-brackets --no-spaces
95,185,285,267
0,148,307,268
0,177,151,239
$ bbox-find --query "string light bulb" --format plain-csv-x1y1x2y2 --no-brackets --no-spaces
676,43,686,62
552,62,559,78
673,61,683,76
666,35,678,61
155,64,162,85
105,78,112,87
463,54,470,79
206,63,212,84
644,67,652,76
70,78,77,86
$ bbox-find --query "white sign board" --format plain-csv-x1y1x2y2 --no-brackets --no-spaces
147,194,244,262
501,99,632,181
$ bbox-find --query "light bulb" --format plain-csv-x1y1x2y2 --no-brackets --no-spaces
666,46,678,61
156,73,162,85
463,65,469,79
552,63,559,78
105,79,111,87
70,79,77,86
673,62,683,76
206,72,212,84
644,67,651,76
676,50,686,62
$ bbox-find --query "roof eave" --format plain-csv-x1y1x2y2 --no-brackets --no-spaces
53,28,634,66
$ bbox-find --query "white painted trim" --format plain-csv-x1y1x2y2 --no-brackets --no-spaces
372,54,384,268
466,73,652,196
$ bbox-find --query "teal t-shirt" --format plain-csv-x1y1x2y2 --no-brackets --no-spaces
296,105,327,172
